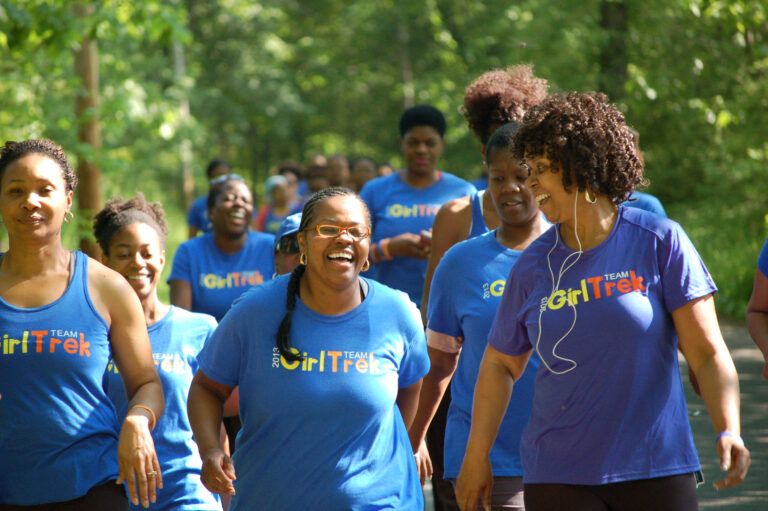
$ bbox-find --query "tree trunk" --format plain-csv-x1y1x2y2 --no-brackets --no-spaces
74,3,102,258
599,0,628,102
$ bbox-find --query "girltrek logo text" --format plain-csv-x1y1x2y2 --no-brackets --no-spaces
271,347,382,374
1,329,91,357
544,270,646,310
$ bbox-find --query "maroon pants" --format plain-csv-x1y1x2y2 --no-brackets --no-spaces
524,473,699,511
0,480,127,511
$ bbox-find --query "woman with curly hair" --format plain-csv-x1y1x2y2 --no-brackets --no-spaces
456,93,750,511
95,195,221,511
417,65,547,510
0,140,163,510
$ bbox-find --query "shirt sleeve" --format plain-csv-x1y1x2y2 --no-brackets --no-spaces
758,239,768,277
197,304,244,387
426,250,462,338
359,181,376,231
187,199,206,230
659,222,718,312
397,299,430,388
168,242,193,284
488,264,533,356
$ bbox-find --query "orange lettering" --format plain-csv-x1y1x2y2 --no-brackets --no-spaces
617,278,631,293
587,276,603,299
63,337,78,354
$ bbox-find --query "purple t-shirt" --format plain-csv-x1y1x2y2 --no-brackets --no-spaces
489,207,716,485
757,239,768,277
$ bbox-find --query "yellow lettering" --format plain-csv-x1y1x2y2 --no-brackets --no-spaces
490,279,506,297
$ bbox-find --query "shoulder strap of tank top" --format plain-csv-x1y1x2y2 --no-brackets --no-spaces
470,190,485,233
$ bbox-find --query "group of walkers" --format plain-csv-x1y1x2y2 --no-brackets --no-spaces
0,63,756,511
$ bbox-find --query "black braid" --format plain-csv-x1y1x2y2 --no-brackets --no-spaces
274,186,371,362
276,265,306,362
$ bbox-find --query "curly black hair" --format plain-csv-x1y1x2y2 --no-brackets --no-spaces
0,139,78,192
462,65,548,145
512,92,646,204
93,193,169,255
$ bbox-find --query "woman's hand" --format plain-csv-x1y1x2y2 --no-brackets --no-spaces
713,433,751,490
455,450,492,511
388,232,431,259
200,448,237,495
414,440,433,486
116,414,162,508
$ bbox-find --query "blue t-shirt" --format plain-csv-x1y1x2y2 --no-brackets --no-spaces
488,207,716,485
427,231,538,479
0,252,119,505
468,190,490,239
168,232,275,321
187,195,211,233
360,171,476,305
197,276,430,510
757,239,768,277
625,191,667,217
104,307,221,511
470,177,488,192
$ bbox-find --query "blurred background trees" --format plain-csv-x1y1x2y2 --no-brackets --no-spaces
0,0,766,315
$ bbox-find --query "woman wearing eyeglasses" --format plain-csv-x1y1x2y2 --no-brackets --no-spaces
187,187,430,510
169,174,275,322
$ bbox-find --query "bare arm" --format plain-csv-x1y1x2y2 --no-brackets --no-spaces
420,198,472,322
92,262,164,508
188,371,237,495
746,269,768,378
408,344,460,484
675,295,751,490
456,346,530,511
396,381,423,430
409,346,460,447
170,279,193,311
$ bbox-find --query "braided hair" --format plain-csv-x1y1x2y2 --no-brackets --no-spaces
276,187,370,362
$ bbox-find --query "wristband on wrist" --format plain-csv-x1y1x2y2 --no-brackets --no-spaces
380,238,393,260
716,430,740,442
129,404,157,431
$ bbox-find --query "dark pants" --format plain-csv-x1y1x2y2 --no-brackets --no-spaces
0,480,128,511
524,473,699,511
426,386,459,511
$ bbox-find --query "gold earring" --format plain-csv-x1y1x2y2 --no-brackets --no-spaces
361,259,370,272
300,252,307,266
584,189,597,204
64,210,74,223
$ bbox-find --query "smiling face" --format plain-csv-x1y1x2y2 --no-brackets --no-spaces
104,222,165,302
401,126,444,176
298,195,371,292
209,181,253,238
523,153,576,225
0,154,73,242
487,147,539,227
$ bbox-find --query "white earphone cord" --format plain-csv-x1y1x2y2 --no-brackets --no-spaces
535,191,583,375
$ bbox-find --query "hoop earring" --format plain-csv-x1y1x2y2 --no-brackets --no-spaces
64,210,75,223
584,189,597,204
299,252,307,266
361,259,370,272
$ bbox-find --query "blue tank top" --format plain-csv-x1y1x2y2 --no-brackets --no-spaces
468,191,490,239
0,251,119,505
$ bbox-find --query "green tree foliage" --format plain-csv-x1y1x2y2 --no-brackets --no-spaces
0,0,765,315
